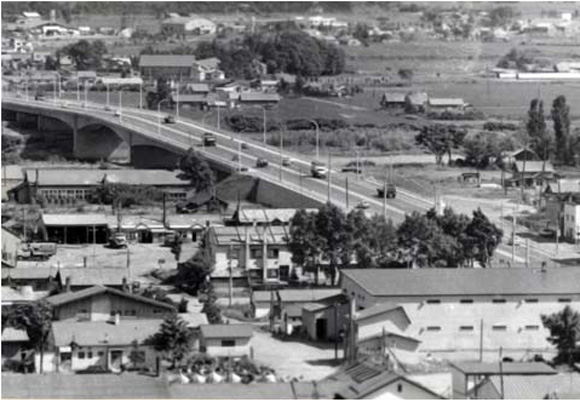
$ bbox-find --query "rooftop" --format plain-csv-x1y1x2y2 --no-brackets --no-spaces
42,213,109,227
2,286,47,303
514,161,555,174
354,303,408,323
382,93,407,103
233,208,317,224
451,361,557,376
1,373,169,399
52,319,163,346
199,324,253,339
428,98,466,106
209,225,290,246
2,327,29,342
1,165,23,180
486,373,580,399
169,383,318,399
240,92,281,102
340,267,580,297
253,288,342,303
194,57,221,71
186,83,210,92
139,54,196,68
45,285,176,311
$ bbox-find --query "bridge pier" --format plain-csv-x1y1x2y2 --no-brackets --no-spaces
73,117,132,164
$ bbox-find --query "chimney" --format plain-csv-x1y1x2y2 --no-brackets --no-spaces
114,313,120,325
65,276,71,292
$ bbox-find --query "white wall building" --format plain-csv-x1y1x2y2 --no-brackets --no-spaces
340,268,580,362
563,200,580,242
199,324,253,358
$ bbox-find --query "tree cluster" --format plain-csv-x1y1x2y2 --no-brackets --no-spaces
415,124,467,166
551,95,578,166
148,314,195,369
177,148,215,194
463,131,516,169
541,306,580,366
59,40,108,71
88,183,164,208
288,203,503,282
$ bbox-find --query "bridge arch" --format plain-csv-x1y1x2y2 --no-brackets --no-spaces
75,123,131,163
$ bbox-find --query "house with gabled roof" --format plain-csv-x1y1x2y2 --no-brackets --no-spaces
45,285,176,322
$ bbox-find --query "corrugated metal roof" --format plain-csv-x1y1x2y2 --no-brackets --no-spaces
341,267,580,297
2,327,29,342
489,373,580,399
139,55,196,68
52,319,163,346
42,214,109,227
234,208,317,224
253,288,341,303
200,324,253,339
209,225,289,246
451,361,556,375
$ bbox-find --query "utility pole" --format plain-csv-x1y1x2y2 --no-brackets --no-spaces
175,84,179,119
383,166,388,219
279,130,283,182
525,238,530,268
334,302,339,362
479,319,484,362
228,245,233,307
511,203,517,263
499,347,505,399
327,152,332,203
238,141,242,173
500,201,504,232
355,150,360,181
345,177,349,210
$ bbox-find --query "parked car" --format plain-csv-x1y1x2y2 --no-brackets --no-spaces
539,228,556,238
108,233,128,249
241,142,249,150
104,105,113,111
164,115,176,124
506,235,523,246
356,201,370,209
114,110,121,117
34,94,45,101
282,156,293,167
256,158,269,168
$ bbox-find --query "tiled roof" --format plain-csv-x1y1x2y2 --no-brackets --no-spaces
2,327,29,342
60,267,131,286
451,361,556,375
42,214,109,227
24,168,104,186
199,324,253,339
139,55,196,68
252,288,341,303
1,373,170,399
45,285,176,311
52,319,163,346
340,267,580,297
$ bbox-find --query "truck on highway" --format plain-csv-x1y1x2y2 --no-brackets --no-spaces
203,132,216,147
18,242,57,261
311,161,328,179
377,183,397,199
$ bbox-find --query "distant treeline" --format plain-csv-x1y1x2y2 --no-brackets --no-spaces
2,2,352,19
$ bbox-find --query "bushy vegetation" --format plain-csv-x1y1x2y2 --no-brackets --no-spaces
483,121,519,131
427,110,486,121
88,183,164,207
142,30,345,79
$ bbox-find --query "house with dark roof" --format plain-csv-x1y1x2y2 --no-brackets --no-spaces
340,267,580,362
199,324,253,357
45,285,175,322
139,54,197,81
380,92,407,109
193,57,225,81
318,360,443,399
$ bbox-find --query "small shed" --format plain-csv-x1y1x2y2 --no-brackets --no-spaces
42,214,109,244
199,324,253,358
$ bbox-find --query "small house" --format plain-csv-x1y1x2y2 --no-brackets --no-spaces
510,161,556,187
2,327,30,365
380,93,407,109
427,98,467,113
404,91,429,112
239,92,280,106
199,324,253,357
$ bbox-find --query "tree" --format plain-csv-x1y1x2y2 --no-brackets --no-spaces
148,314,193,369
178,148,214,193
288,209,322,283
398,68,414,81
128,340,146,369
527,98,552,161
463,131,514,169
347,211,397,267
314,203,352,285
541,306,580,366
464,208,503,267
44,55,58,70
552,95,572,165
61,39,107,70
397,211,451,267
489,6,514,27
5,301,52,373
201,283,223,324
415,124,466,166
174,251,212,295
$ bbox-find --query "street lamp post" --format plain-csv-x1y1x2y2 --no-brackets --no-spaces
217,104,221,130
106,83,110,106
255,105,267,144
279,127,284,182
118,90,124,121
307,119,320,160
157,99,170,135
175,84,180,120
139,81,143,109
84,83,89,108
25,78,29,101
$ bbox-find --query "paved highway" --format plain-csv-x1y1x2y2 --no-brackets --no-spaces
3,94,557,266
